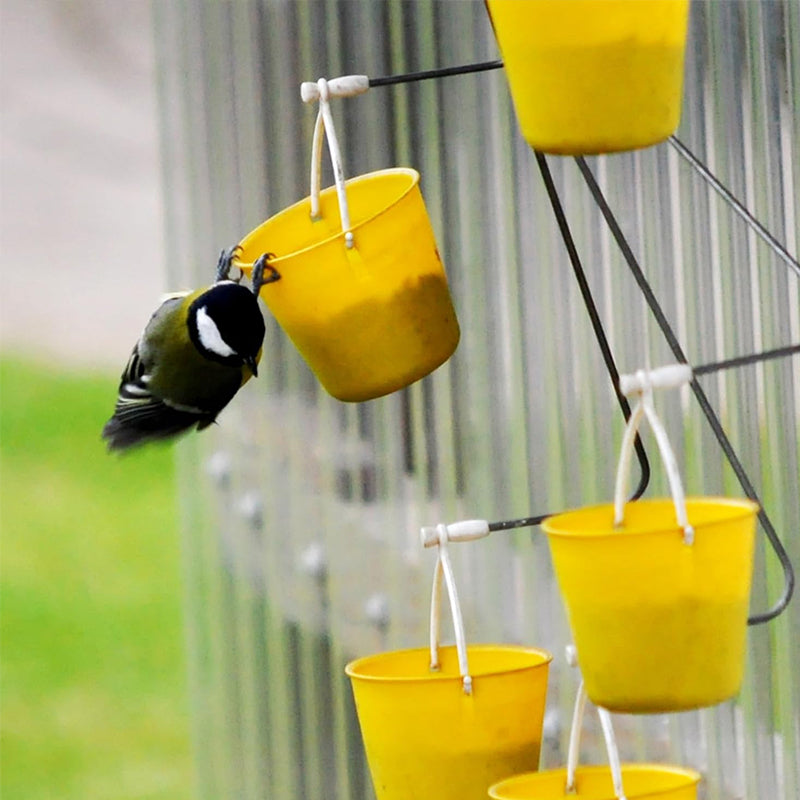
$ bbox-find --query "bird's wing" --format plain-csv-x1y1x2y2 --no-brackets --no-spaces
116,294,188,406
103,293,210,450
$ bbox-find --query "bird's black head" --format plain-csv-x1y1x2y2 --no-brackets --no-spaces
188,281,266,373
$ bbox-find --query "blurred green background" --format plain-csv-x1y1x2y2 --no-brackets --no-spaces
0,358,192,800
1,1,193,797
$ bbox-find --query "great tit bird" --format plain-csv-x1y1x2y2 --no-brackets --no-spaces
102,247,279,451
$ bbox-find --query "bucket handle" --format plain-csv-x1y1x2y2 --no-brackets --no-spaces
306,77,354,249
613,365,695,544
421,521,491,695
565,679,628,800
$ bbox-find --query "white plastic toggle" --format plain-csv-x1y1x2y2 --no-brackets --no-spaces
565,644,579,668
619,363,692,396
301,74,370,103
420,519,490,548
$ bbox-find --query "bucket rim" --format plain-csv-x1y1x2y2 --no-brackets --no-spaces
488,763,702,799
541,496,759,539
233,167,421,269
344,643,552,682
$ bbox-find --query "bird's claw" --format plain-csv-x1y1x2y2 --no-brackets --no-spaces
251,253,280,296
215,244,243,282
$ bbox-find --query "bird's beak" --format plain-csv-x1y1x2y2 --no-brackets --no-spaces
245,355,259,377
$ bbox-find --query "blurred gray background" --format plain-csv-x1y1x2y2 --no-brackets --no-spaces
1,0,162,368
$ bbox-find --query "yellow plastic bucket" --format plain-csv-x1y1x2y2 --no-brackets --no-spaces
346,644,552,800
489,764,700,799
542,497,758,712
490,679,701,799
485,0,690,154
235,168,460,401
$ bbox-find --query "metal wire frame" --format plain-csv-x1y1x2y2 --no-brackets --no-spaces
360,56,798,625
572,156,795,626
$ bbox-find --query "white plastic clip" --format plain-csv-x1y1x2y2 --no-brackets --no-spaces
565,644,579,668
420,519,490,548
301,74,370,103
618,363,692,396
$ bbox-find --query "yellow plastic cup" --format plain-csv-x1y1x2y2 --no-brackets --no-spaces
235,168,460,401
485,0,690,154
489,764,700,799
345,644,552,800
542,497,758,712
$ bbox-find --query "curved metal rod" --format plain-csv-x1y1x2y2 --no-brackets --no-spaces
535,152,651,502
487,153,652,536
574,155,794,624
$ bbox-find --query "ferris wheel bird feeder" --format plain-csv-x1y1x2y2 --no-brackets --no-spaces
224,7,792,790
234,77,459,402
485,0,691,154
345,523,551,800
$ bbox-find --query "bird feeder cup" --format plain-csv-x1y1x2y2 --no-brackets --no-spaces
489,681,701,799
235,80,459,402
542,367,758,712
485,0,691,154
345,524,552,800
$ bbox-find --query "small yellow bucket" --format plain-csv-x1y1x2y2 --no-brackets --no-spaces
489,680,701,799
485,0,690,154
236,74,459,402
347,644,552,800
490,765,700,799
542,366,758,712
346,522,552,800
543,498,758,712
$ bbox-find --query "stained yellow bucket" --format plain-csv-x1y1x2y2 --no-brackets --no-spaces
490,764,700,799
485,0,690,154
236,168,459,401
347,644,552,800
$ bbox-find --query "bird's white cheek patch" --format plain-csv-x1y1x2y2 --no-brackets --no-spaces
196,306,236,358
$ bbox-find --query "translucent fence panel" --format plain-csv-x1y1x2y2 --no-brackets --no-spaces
154,2,799,799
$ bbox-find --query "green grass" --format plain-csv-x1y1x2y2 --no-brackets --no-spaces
0,356,192,800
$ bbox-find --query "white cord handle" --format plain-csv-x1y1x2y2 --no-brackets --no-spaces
614,366,695,545
308,78,354,248
565,682,628,800
427,523,473,695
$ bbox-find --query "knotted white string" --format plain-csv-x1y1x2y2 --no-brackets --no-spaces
565,680,628,800
614,365,695,545
308,77,354,248
428,523,473,695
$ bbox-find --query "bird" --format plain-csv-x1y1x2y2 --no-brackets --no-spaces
102,247,279,451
